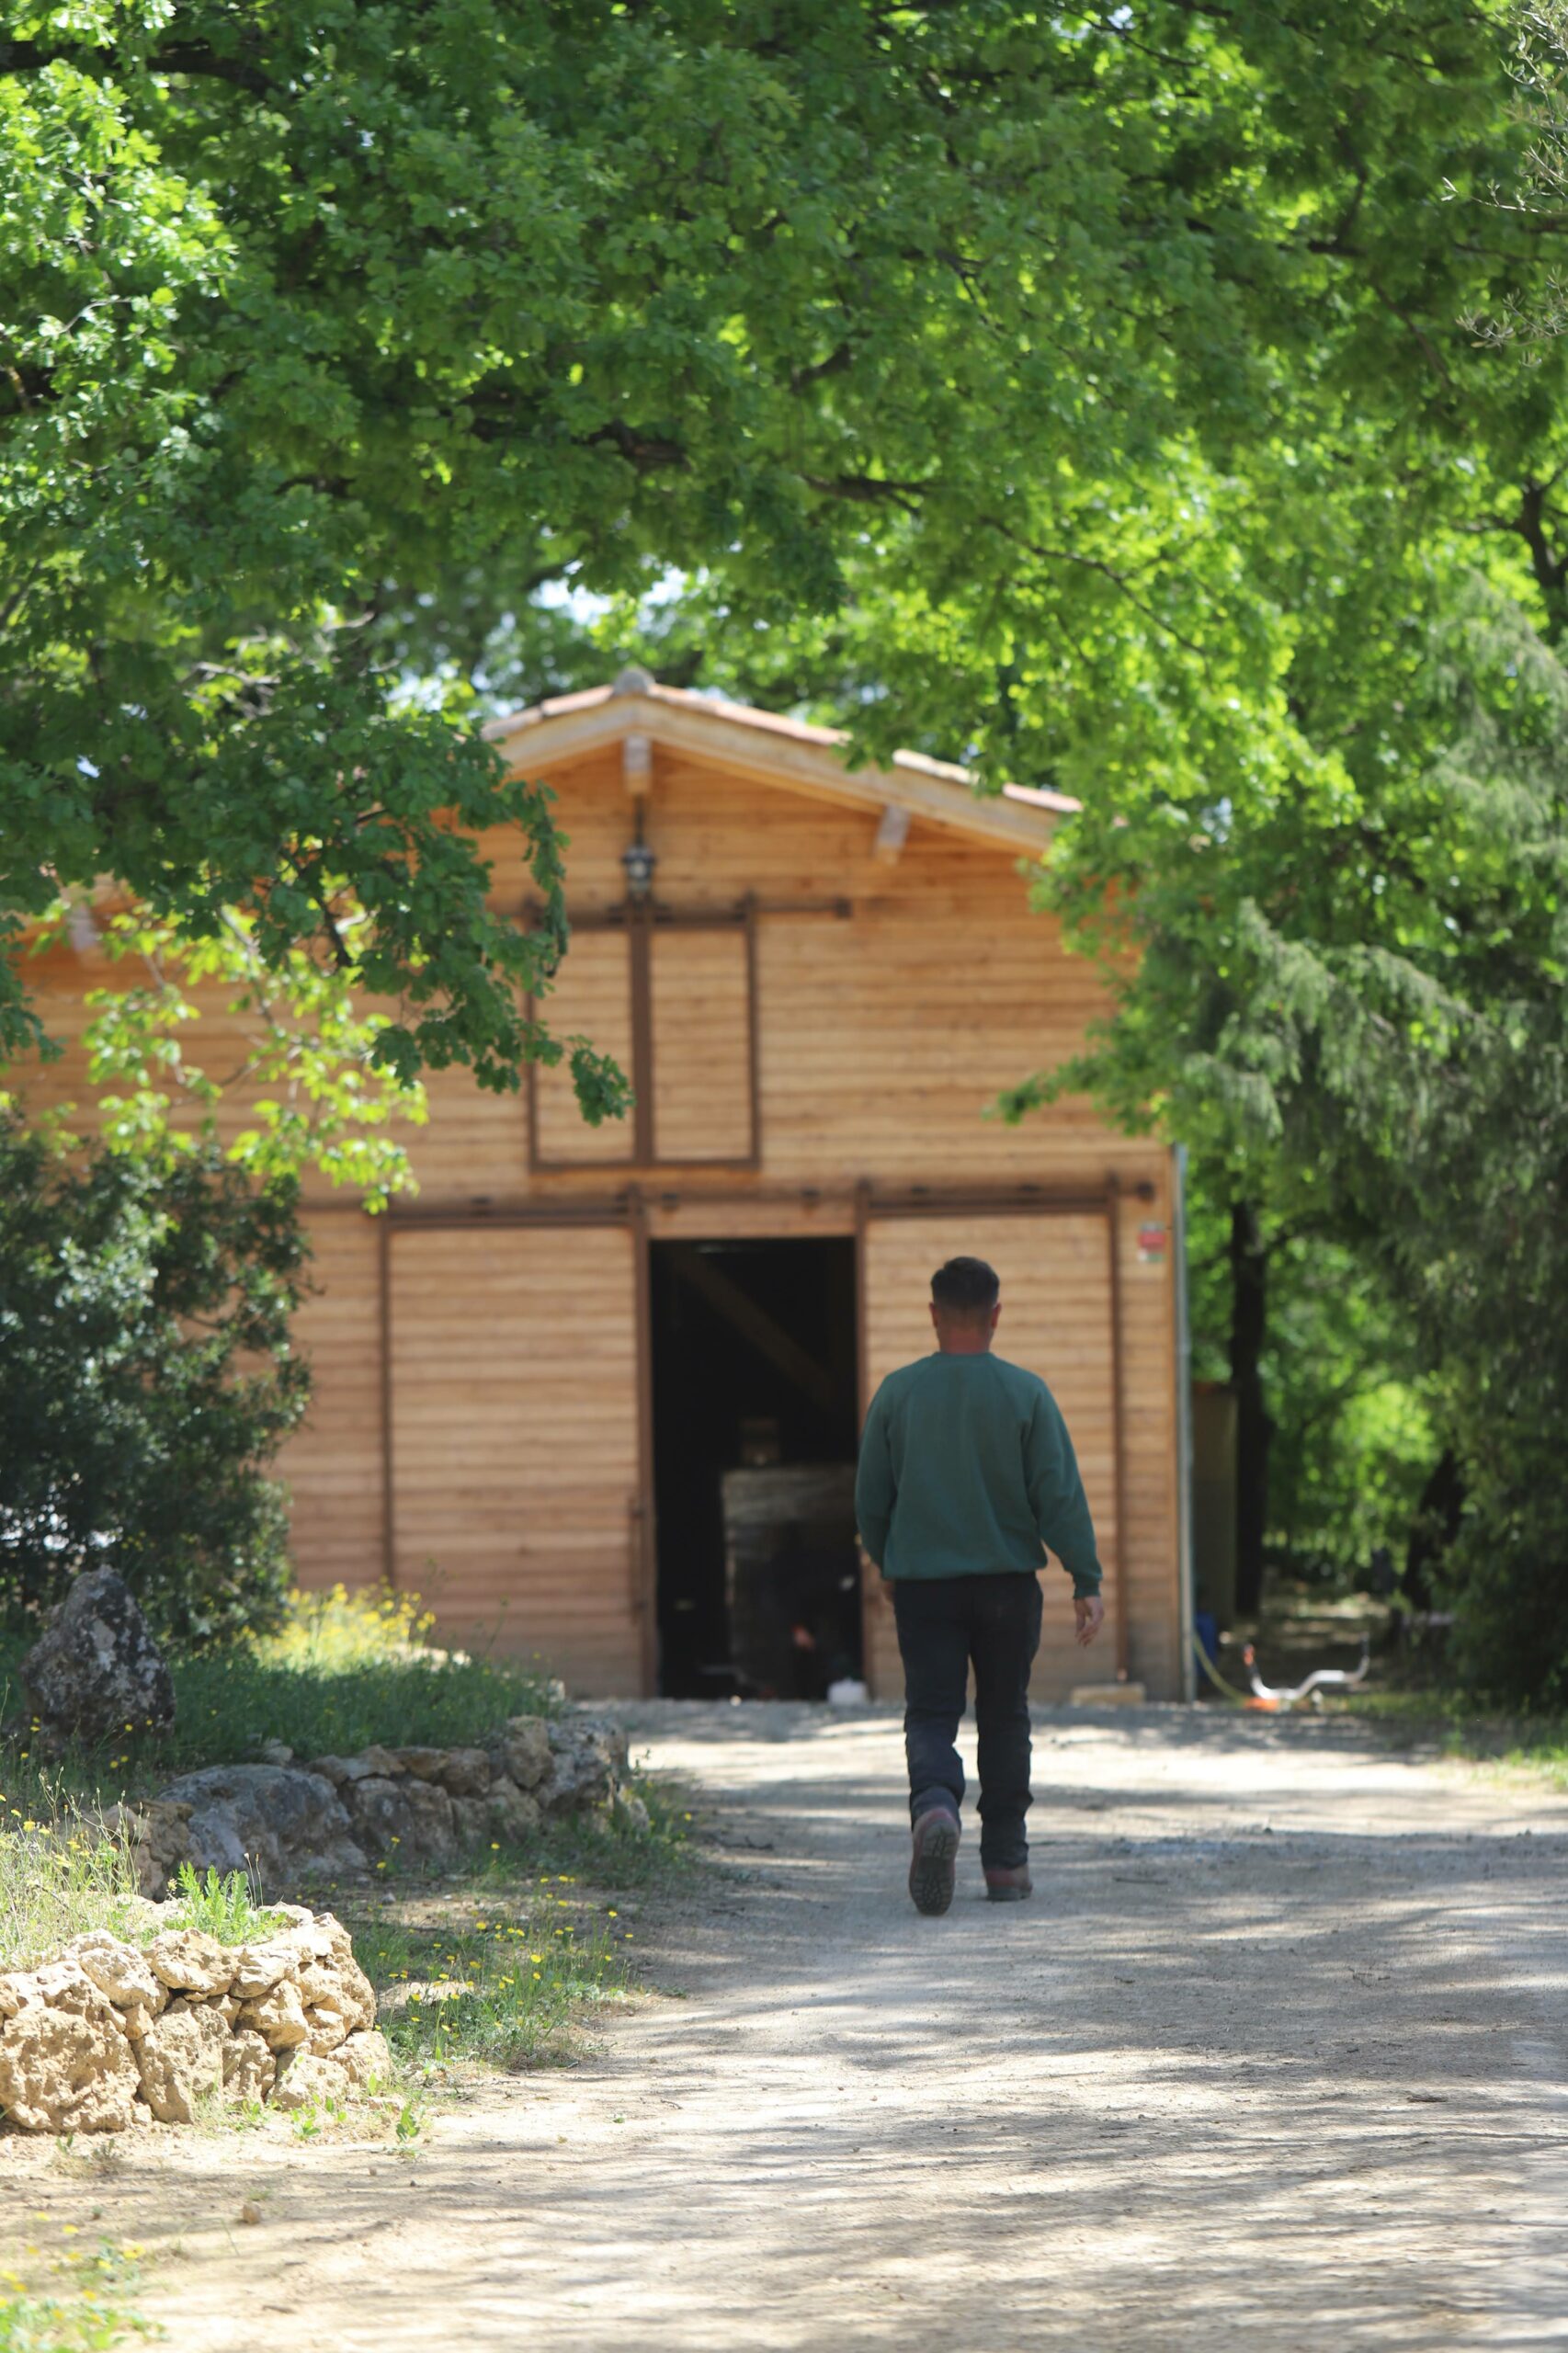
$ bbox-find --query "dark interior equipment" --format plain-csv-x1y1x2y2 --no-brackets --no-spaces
722,1464,861,1699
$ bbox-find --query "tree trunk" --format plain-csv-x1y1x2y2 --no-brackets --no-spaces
1229,1199,1275,1618
1404,1447,1466,1612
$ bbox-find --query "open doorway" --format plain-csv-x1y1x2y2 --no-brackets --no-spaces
650,1236,861,1698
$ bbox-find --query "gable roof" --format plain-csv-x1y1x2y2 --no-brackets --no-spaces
484,670,1078,856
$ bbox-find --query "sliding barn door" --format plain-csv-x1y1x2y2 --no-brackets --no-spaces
388,1223,643,1694
860,1210,1118,1703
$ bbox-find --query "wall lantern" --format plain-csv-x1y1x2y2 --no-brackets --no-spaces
621,836,657,902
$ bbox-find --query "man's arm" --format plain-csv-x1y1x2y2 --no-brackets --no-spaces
1024,1390,1103,1600
855,1386,896,1571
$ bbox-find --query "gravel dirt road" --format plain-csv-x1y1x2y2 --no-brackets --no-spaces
49,1703,1568,2347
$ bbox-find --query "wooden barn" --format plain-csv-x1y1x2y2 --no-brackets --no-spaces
17,671,1193,1703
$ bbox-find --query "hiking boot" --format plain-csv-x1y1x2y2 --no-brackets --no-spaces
983,1864,1033,1903
908,1805,960,1916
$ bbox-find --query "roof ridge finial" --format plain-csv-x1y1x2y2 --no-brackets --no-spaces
611,664,654,698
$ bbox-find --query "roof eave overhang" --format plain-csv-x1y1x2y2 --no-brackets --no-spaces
485,689,1068,858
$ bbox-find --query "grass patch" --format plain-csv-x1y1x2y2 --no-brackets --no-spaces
0,2292,153,2353
357,1886,627,2072
0,1833,291,1974
1332,1688,1568,1786
343,1778,700,2075
0,2238,155,2351
162,1584,560,1770
0,1818,145,1974
0,1585,561,1816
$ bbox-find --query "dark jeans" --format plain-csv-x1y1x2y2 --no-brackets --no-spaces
891,1572,1043,1869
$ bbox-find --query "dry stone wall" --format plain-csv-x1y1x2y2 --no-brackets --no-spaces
0,1906,391,2135
0,1711,642,2135
106,1712,636,1898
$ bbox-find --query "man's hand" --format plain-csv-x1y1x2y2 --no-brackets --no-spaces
1074,1595,1106,1648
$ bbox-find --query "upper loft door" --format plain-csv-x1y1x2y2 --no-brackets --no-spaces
858,1207,1119,1704
387,1222,643,1695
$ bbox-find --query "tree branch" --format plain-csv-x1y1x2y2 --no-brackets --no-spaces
0,39,274,97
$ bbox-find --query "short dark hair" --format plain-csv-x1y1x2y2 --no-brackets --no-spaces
931,1256,1000,1313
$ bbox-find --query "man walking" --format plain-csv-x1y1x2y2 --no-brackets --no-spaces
855,1256,1105,1914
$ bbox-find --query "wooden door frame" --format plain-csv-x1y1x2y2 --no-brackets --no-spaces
629,1186,658,1696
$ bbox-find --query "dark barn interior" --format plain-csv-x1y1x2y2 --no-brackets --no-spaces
649,1237,862,1698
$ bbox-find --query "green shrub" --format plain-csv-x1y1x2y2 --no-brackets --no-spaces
0,1111,308,1651
164,1864,288,1946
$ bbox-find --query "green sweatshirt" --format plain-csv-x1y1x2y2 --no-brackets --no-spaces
855,1349,1103,1597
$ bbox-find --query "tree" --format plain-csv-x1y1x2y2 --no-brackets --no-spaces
58,896,431,1208
1003,566,1568,1693
11,3,1567,1691
0,1107,310,1645
3,0,1551,1107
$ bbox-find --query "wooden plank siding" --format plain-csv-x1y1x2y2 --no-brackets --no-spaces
385,1223,642,1694
528,928,635,1167
280,1214,386,1591
649,926,753,1165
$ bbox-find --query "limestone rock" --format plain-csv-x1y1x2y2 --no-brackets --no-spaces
134,2000,228,2124
613,1788,653,1836
222,2029,277,2104
343,1774,457,1868
335,2029,392,2090
0,1961,141,2133
66,1932,166,2016
267,1903,318,1928
450,1794,490,1848
392,1775,459,1866
437,1746,491,1798
391,1745,447,1780
103,1798,194,1899
0,1899,377,2135
306,1745,401,1784
496,1715,552,1791
25,1956,114,2015
238,1977,309,2052
486,1777,542,1845
230,1935,301,2000
259,1739,294,1768
19,1569,175,1751
144,1928,234,1998
542,1715,627,1815
269,2051,350,2112
155,1763,366,1893
298,1949,376,2039
0,1974,36,2020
